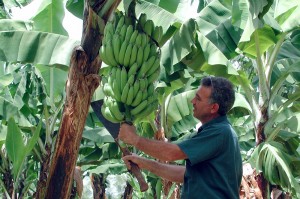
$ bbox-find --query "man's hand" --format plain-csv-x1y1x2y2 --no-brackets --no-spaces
123,153,186,183
122,153,146,170
118,123,139,146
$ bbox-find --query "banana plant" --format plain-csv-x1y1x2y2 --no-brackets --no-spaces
1,0,300,198
229,0,300,197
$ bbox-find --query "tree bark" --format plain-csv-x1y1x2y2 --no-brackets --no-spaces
35,145,51,199
43,0,119,198
91,173,106,199
256,107,269,199
42,0,123,197
44,45,100,199
122,182,133,199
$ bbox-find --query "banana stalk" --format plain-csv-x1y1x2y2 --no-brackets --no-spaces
254,31,270,110
265,33,287,83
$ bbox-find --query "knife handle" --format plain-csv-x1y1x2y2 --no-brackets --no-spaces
115,139,149,192
128,159,149,192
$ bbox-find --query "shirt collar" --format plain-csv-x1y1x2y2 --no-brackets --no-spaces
197,115,228,133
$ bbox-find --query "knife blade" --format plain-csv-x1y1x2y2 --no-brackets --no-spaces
90,100,149,192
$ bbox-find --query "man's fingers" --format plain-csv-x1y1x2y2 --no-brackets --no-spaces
122,156,132,170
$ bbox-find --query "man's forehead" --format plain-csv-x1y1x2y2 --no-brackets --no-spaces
197,86,212,97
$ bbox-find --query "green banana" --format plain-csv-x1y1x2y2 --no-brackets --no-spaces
141,33,149,47
133,79,140,97
107,97,124,121
148,68,160,83
147,83,155,97
121,81,130,103
120,67,128,91
125,25,134,42
138,13,147,29
108,67,117,97
137,61,149,78
143,20,154,36
108,67,116,87
118,40,128,65
112,68,122,101
129,44,138,66
105,40,118,66
127,74,135,86
104,31,113,43
146,56,160,77
101,11,162,123
115,15,125,32
123,43,133,67
119,24,127,41
113,11,122,29
127,62,139,77
103,83,113,96
135,33,143,47
126,86,134,105
142,89,148,100
157,26,163,43
130,99,148,115
112,81,121,101
133,101,156,121
131,90,143,107
101,102,119,123
139,78,147,90
152,25,163,43
149,44,158,57
112,34,121,63
104,22,114,36
99,46,110,66
115,66,122,91
142,44,151,62
129,30,139,44
136,46,144,66
148,55,157,66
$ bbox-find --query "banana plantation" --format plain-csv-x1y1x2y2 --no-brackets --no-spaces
0,0,300,198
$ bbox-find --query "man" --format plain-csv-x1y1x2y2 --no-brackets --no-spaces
118,76,242,199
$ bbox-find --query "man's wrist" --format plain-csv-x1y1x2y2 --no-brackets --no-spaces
133,135,140,147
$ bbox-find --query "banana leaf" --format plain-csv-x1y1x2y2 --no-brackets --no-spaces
0,19,33,31
6,117,42,181
0,31,79,68
250,141,300,198
30,0,68,35
166,90,199,137
82,127,115,144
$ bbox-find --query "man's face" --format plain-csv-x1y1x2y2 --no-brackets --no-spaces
191,86,216,123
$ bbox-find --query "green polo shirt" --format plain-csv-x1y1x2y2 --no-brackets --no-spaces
177,116,242,199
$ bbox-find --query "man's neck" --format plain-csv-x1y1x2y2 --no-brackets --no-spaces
201,114,220,125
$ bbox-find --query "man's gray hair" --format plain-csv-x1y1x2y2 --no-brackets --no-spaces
201,76,235,115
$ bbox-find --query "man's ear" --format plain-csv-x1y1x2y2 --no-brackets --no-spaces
211,103,219,114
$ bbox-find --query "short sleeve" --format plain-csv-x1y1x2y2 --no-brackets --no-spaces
177,130,223,165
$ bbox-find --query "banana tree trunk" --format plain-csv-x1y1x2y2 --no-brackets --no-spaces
41,1,119,198
256,106,269,198
44,45,100,199
91,173,106,199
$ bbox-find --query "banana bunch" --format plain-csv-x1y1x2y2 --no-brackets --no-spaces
137,13,163,45
99,11,161,123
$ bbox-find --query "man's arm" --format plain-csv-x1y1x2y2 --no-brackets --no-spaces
123,154,185,183
119,123,188,162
